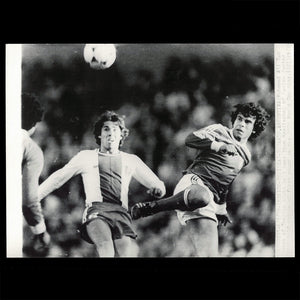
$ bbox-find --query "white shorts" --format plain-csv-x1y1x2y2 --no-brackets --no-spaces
174,174,227,225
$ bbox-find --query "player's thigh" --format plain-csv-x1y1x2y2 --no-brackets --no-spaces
86,218,113,245
186,218,218,257
114,236,137,257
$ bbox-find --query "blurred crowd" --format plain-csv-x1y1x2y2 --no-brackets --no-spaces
22,48,275,257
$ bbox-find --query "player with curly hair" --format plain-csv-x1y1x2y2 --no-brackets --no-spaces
22,93,51,255
38,110,166,257
131,102,270,257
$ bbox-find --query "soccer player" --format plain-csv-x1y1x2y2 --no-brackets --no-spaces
38,111,166,257
131,102,270,257
22,93,50,254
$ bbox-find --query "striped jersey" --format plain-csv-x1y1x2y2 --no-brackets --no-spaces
184,124,251,204
38,149,166,210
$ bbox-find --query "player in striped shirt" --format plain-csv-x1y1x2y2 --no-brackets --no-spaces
22,93,50,254
38,111,166,257
131,102,270,257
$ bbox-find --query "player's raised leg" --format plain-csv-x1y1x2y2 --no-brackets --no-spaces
86,218,114,257
131,184,211,220
185,218,218,257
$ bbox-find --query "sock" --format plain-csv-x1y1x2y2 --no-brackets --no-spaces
154,189,191,212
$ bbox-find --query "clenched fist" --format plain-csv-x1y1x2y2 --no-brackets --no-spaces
147,187,163,198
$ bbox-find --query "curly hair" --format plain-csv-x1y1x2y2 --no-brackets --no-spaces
93,111,129,147
231,102,271,139
22,93,44,130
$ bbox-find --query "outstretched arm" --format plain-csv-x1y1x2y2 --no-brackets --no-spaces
132,156,166,198
38,152,84,201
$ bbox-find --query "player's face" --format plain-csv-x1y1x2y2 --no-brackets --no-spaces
232,113,256,142
100,121,122,153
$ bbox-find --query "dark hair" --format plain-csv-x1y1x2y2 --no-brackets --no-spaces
93,111,129,147
21,93,44,130
231,102,270,139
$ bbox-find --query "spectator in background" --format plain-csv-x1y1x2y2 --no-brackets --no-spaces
22,93,51,255
131,102,270,257
38,111,166,257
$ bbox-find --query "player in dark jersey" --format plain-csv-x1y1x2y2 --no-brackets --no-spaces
131,102,270,257
22,93,50,255
38,111,166,257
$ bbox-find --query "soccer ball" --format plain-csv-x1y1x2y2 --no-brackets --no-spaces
83,44,116,70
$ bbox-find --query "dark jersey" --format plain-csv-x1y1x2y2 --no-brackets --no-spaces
98,153,122,206
184,124,251,204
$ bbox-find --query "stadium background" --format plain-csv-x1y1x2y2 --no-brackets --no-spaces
22,44,275,257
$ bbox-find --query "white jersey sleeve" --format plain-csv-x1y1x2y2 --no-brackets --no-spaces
22,130,44,205
130,155,166,197
38,151,87,201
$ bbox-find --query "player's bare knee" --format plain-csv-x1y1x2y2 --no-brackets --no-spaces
86,219,112,245
186,185,210,210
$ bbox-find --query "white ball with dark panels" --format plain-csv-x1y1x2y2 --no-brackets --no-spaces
83,44,116,70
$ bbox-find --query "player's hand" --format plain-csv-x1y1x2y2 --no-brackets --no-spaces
147,187,163,198
217,214,232,226
32,231,51,253
219,144,237,156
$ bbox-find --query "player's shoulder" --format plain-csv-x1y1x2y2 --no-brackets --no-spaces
196,123,225,132
22,130,43,159
75,149,98,159
69,149,97,164
120,151,142,164
21,129,29,138
120,151,137,160
22,129,32,146
78,149,98,155
209,123,228,132
195,123,228,135
207,123,232,137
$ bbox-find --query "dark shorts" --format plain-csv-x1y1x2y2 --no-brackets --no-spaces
78,202,137,244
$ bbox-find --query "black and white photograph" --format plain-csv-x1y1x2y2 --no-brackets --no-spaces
6,43,294,259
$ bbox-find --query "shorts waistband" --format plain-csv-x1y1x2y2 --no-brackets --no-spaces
85,201,129,212
85,201,102,208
